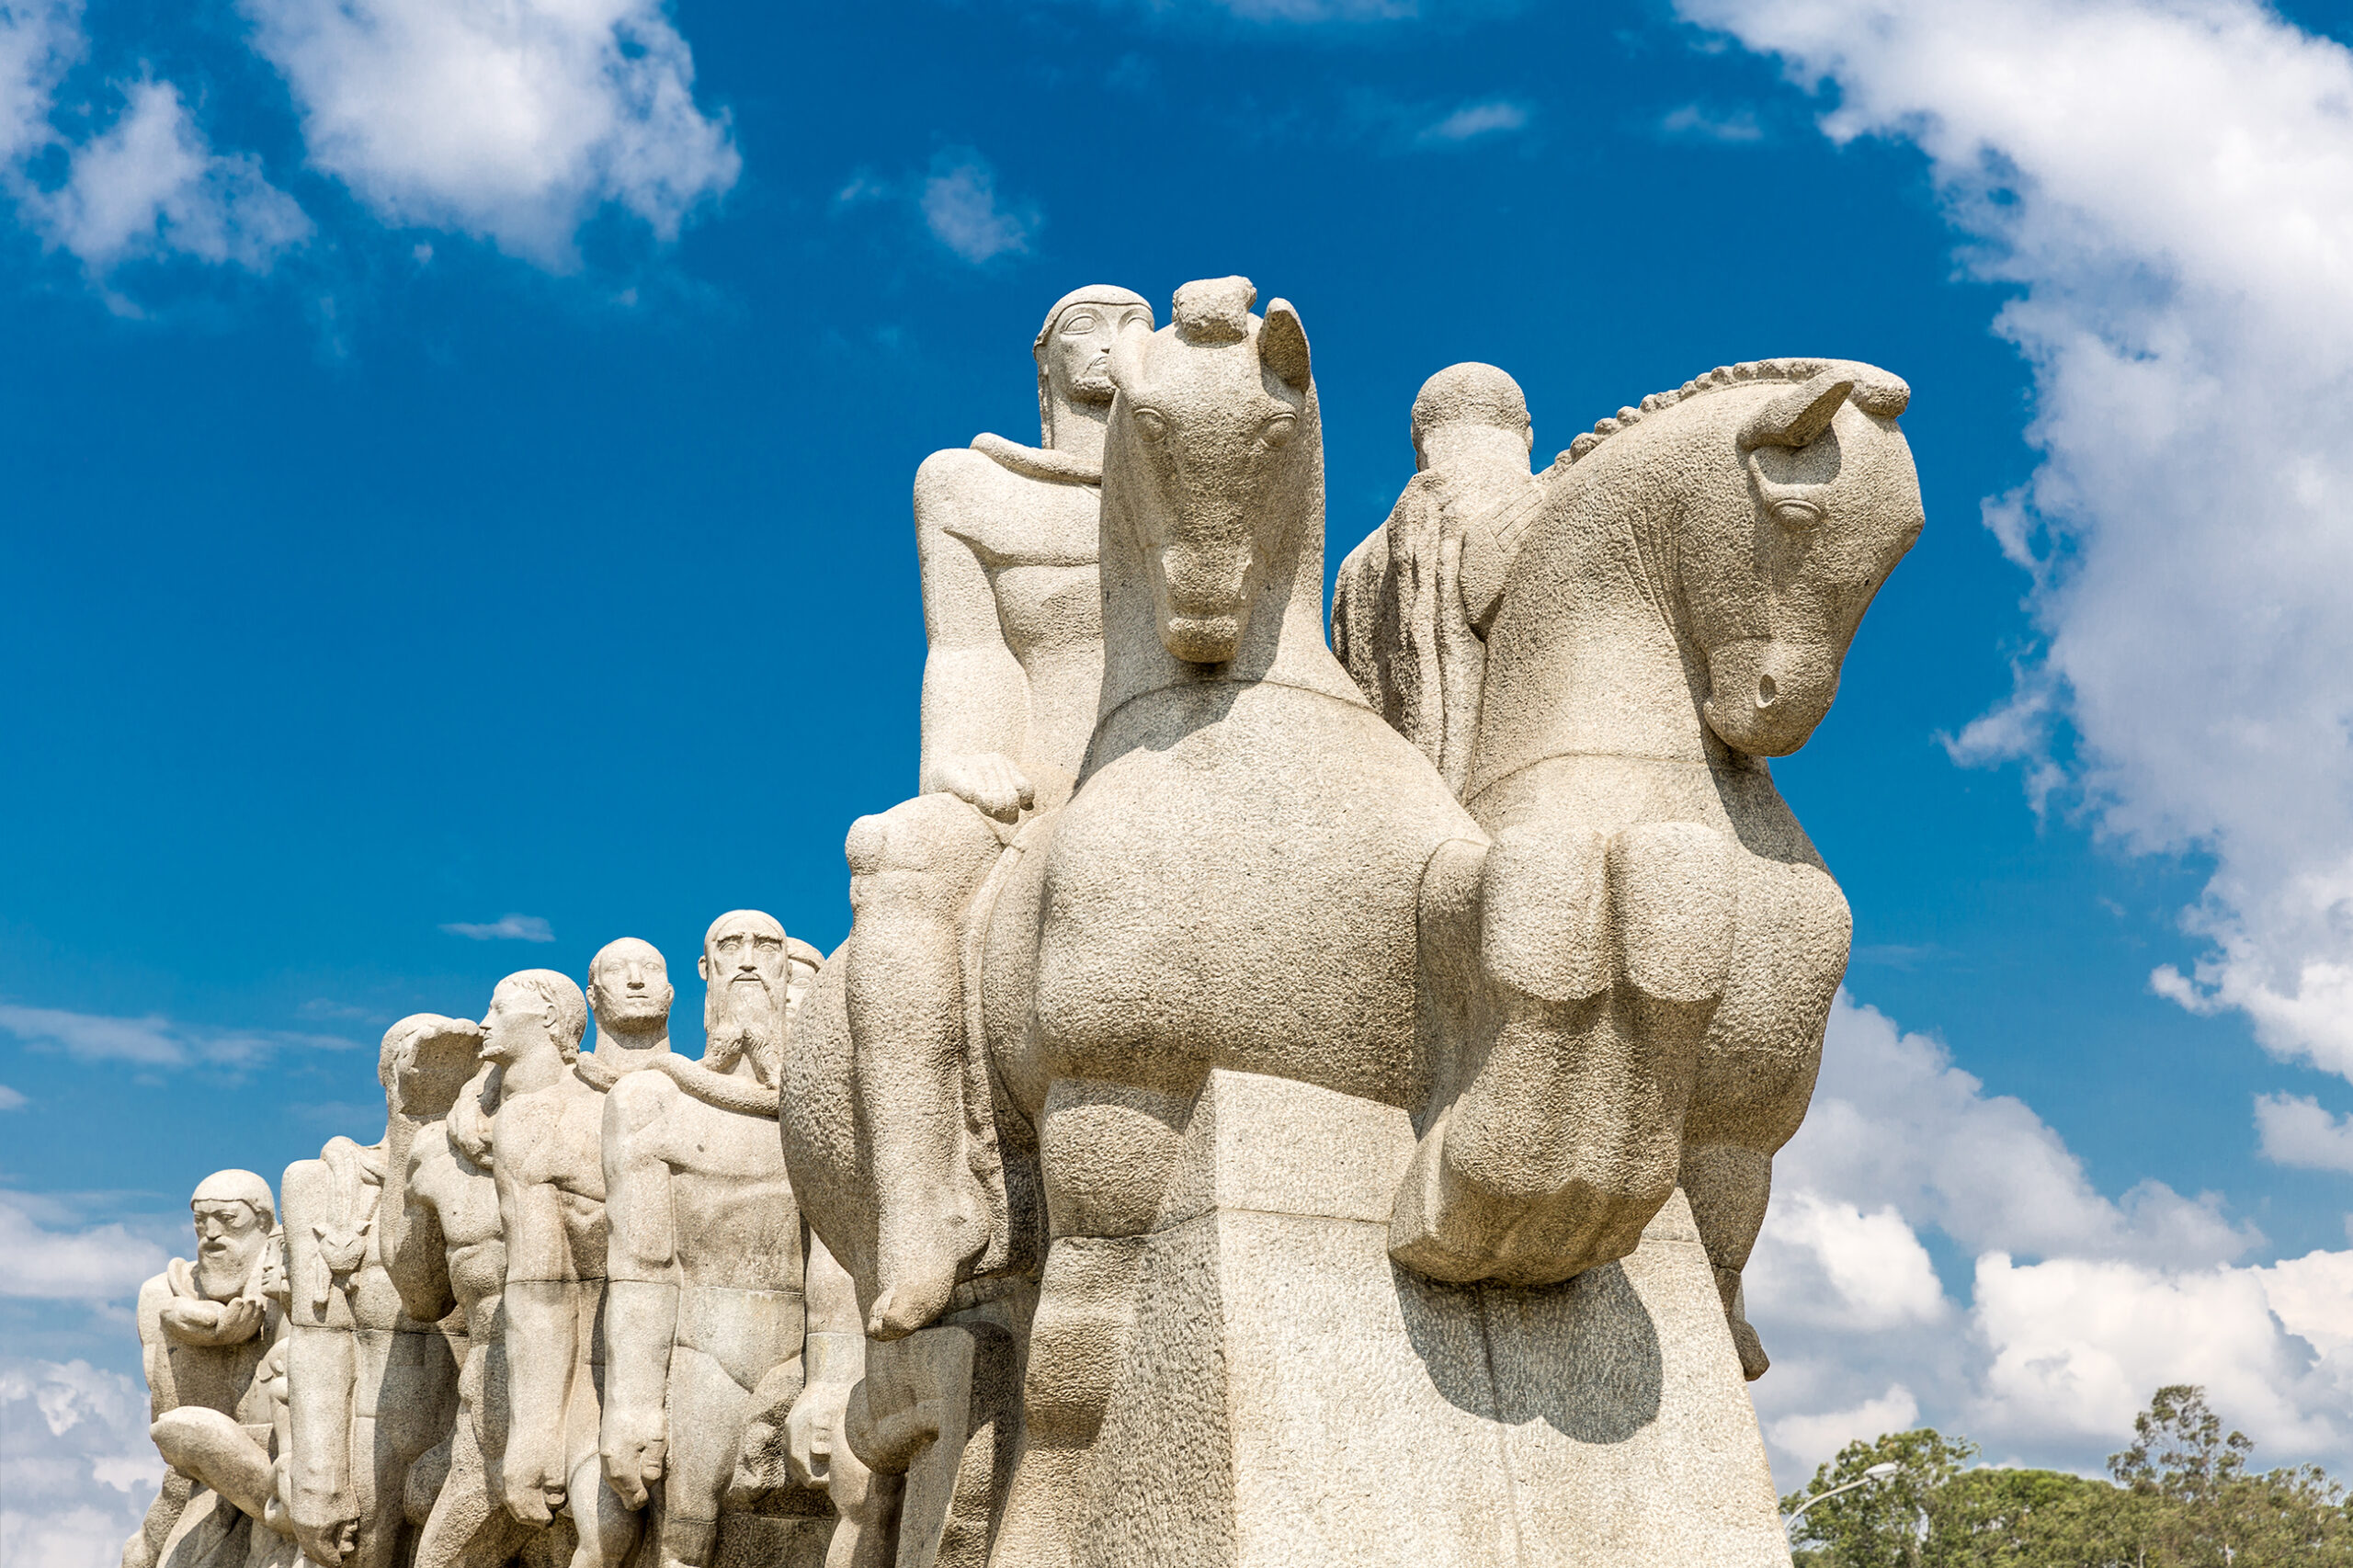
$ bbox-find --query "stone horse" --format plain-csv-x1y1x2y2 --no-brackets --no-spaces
779,283,1914,1565
1361,358,1924,1377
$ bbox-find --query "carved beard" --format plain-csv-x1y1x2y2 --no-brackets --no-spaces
193,1228,264,1300
704,972,785,1087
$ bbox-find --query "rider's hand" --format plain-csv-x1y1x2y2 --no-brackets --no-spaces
932,752,1034,824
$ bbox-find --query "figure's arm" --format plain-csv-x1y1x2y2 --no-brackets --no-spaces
493,1097,574,1525
136,1276,176,1424
598,1075,677,1510
914,453,1034,821
278,1160,360,1565
784,1227,868,1489
384,1144,457,1326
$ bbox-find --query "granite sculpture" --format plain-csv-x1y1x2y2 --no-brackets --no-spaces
129,278,1920,1568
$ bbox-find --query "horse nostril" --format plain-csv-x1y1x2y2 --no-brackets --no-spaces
1757,674,1778,708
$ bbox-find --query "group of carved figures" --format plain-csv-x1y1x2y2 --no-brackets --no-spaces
131,278,1925,1568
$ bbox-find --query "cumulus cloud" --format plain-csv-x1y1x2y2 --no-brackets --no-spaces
0,1003,358,1068
1748,994,2353,1485
1415,99,1529,145
240,0,740,267
0,1191,166,1301
0,1358,163,1568
919,154,1034,265
0,0,306,283
2255,1092,2353,1175
1670,0,2353,1079
438,913,554,942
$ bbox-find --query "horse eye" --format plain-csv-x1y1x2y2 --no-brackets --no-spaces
1259,414,1296,449
1132,408,1168,442
1769,497,1824,529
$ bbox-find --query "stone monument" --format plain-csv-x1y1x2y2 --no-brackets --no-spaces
124,275,1923,1568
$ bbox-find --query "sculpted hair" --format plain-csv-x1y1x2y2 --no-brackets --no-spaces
1554,358,1912,469
506,969,588,1061
190,1168,277,1229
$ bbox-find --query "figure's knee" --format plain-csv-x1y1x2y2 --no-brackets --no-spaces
150,1407,242,1473
847,793,1003,889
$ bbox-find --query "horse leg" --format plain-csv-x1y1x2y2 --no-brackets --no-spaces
845,792,1006,1339
1392,822,1734,1285
1678,1142,1775,1381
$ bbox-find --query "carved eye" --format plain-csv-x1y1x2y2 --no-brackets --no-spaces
1259,413,1297,449
1133,408,1168,442
1769,497,1824,529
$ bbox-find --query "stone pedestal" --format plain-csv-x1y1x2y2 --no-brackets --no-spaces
1070,1069,1790,1568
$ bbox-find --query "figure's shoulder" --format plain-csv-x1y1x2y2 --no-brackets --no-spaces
605,1067,678,1131
914,444,1003,517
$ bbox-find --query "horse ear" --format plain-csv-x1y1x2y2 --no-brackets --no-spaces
1739,370,1852,449
1109,314,1152,394
1260,299,1311,392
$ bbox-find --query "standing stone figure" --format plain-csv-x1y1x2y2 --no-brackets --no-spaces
381,1010,533,1568
279,1019,469,1568
600,909,870,1568
842,284,1154,1336
124,1171,288,1568
493,954,656,1567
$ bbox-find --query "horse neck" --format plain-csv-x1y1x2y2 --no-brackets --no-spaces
1096,398,1358,728
1475,444,1723,782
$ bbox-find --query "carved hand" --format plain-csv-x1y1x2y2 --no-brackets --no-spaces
930,752,1034,824
291,1510,358,1568
784,1379,853,1491
600,1404,667,1510
159,1296,264,1346
502,1437,566,1526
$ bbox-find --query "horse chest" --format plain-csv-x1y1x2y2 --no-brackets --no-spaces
1031,684,1471,1109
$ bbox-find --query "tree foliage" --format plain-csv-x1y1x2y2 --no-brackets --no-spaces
1782,1387,2353,1568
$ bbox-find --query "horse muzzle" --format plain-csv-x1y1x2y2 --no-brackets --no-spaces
1152,540,1256,665
1699,638,1839,756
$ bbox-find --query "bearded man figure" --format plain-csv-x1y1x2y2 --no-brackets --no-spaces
600,910,870,1568
124,1171,288,1568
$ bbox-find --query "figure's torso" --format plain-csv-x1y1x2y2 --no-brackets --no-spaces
649,1087,805,1292
412,1134,506,1314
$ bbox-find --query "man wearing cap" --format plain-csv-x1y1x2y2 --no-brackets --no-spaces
841,284,1154,1338
122,1169,287,1568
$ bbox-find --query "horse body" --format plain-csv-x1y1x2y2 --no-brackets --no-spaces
1430,360,1924,1369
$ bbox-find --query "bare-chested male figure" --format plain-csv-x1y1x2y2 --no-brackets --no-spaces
847,284,1154,1335
280,1018,470,1568
381,1008,537,1568
601,910,870,1568
494,948,668,1568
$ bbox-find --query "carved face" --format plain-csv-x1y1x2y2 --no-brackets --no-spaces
480,979,556,1064
1045,302,1151,408
190,1199,268,1282
700,915,787,1002
1680,374,1924,756
587,939,673,1035
1108,295,1314,665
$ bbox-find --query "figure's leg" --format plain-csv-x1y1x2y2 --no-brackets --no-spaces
150,1409,277,1522
415,1352,533,1568
1679,1141,1775,1381
124,1470,195,1568
651,1346,740,1568
844,792,1006,1337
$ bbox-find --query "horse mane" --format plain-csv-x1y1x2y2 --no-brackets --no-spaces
1554,357,1913,468
1483,358,1912,569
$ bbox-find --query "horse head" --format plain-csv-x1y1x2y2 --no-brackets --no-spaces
1671,362,1922,756
1098,277,1327,707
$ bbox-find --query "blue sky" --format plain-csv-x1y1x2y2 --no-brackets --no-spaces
8,0,2353,1557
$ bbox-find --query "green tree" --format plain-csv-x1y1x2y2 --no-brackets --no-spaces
1785,1427,1977,1566
2106,1385,2353,1567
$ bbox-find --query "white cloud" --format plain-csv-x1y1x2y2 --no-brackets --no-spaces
0,1083,24,1109
1659,102,1762,142
1416,99,1529,145
2255,1092,2353,1175
919,155,1034,265
1671,0,2353,1080
0,1358,164,1568
438,913,554,942
1748,993,2353,1485
0,1003,359,1068
0,1192,166,1301
27,78,310,275
241,0,740,267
